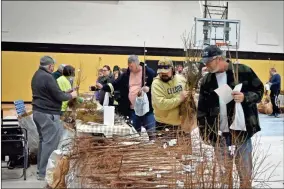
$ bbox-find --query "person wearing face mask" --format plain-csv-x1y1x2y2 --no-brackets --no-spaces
31,56,77,180
151,57,188,137
197,45,264,188
96,55,156,140
57,65,79,115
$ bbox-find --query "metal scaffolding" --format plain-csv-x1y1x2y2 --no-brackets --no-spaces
202,0,228,19
199,1,231,46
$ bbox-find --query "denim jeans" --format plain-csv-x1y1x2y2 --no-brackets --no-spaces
33,111,63,177
214,133,253,188
130,111,156,140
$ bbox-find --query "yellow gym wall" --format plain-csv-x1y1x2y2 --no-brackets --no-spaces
1,51,283,102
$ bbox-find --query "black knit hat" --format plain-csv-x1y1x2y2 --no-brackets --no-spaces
113,65,120,72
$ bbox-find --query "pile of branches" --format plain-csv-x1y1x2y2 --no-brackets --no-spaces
62,100,104,128
62,63,104,125
63,126,279,189
76,101,103,124
179,31,203,134
68,132,219,188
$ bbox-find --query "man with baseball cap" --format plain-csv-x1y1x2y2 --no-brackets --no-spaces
31,56,77,180
197,45,264,188
151,57,188,138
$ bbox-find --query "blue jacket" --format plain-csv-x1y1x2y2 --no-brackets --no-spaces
269,73,281,93
102,63,156,117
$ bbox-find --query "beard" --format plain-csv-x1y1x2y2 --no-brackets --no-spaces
161,75,172,82
208,65,220,73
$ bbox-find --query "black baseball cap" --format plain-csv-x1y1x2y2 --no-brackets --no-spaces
201,45,223,64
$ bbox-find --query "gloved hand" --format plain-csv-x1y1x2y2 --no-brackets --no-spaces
76,97,84,103
142,86,150,93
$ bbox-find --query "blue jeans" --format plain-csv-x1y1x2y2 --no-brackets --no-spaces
214,133,252,188
33,111,63,177
130,111,156,140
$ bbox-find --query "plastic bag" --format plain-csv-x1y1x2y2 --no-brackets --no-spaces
46,126,75,188
46,150,70,188
57,126,76,156
46,150,61,186
65,159,80,188
230,84,246,131
18,114,39,154
264,83,270,91
103,92,110,106
134,91,149,116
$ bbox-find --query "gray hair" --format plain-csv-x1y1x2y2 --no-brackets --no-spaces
58,64,66,72
128,55,139,65
39,65,51,72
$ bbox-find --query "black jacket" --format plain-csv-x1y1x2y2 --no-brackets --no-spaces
102,64,156,117
52,70,62,80
31,67,72,115
98,75,115,105
197,63,264,145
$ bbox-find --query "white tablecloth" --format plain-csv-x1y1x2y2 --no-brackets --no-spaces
76,120,140,138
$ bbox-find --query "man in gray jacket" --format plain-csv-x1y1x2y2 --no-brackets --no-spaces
31,56,77,180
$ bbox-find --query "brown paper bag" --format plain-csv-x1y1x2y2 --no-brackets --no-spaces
50,156,70,189
258,101,273,115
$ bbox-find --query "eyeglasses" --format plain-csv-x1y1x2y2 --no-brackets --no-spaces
158,65,171,69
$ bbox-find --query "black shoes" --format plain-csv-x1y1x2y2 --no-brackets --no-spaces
269,113,280,118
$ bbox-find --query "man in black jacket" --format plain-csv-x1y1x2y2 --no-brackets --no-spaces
96,55,156,140
197,45,264,188
31,56,77,180
268,67,281,117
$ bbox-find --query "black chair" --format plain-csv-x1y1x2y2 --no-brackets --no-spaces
1,109,28,180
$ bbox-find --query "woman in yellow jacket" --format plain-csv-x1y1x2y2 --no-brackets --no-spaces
57,65,76,115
